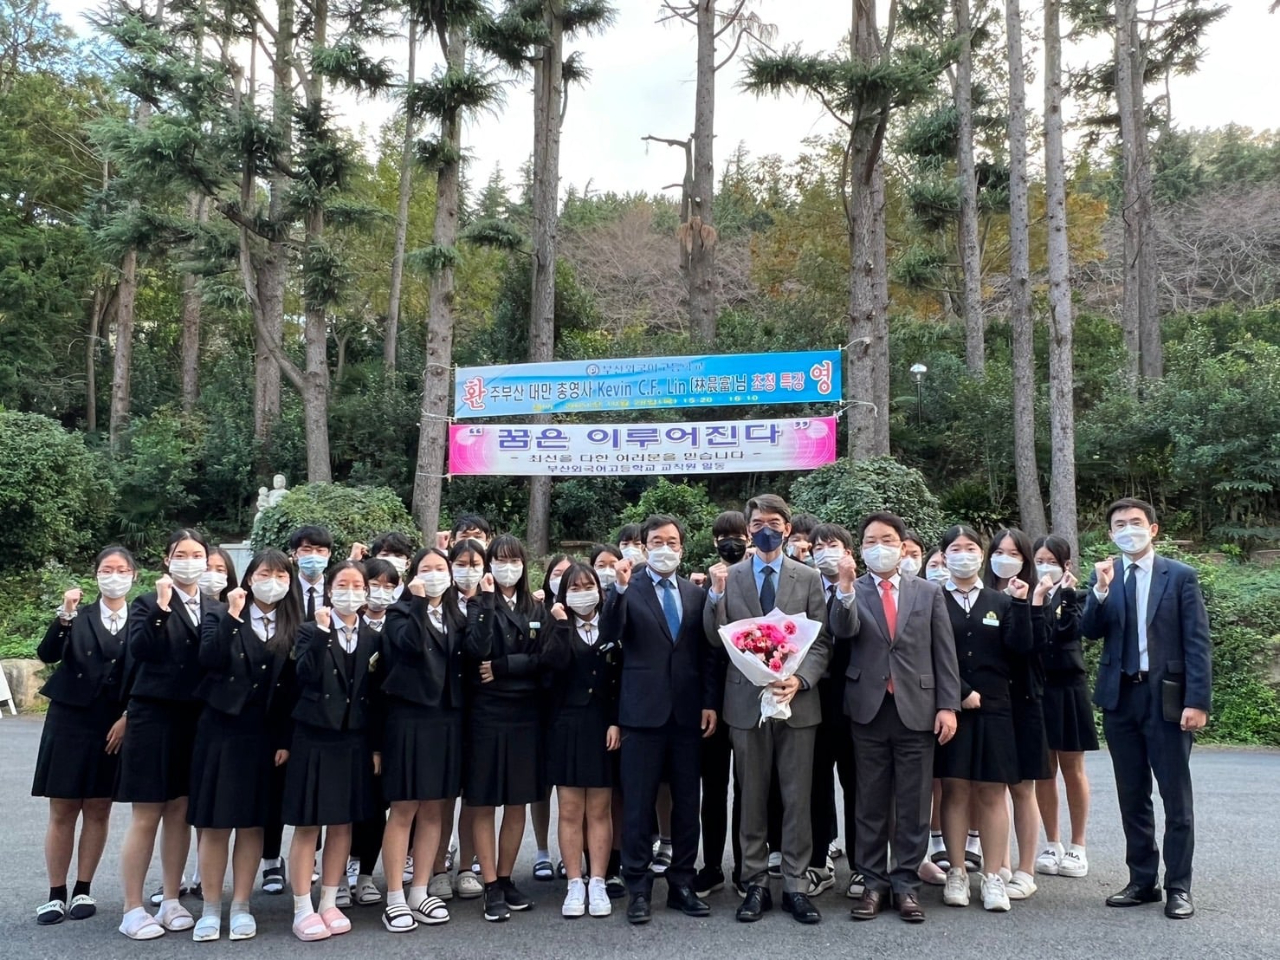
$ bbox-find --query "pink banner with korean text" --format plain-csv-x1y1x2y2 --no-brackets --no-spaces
447,417,839,477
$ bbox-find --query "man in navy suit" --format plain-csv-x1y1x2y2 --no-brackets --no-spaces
1081,498,1211,920
601,514,719,925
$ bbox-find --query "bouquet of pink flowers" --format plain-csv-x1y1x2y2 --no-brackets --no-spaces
718,608,823,723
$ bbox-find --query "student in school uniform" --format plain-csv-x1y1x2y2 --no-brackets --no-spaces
1031,535,1096,880
188,549,301,941
32,546,136,926
283,561,381,941
587,544,628,897
464,534,546,923
914,547,951,887
198,548,238,604
899,532,927,580
786,513,820,565
532,553,575,883
985,529,1053,901
378,548,464,932
452,515,493,552
542,563,622,919
935,526,1035,914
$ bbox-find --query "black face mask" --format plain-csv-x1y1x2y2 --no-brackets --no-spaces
716,539,747,564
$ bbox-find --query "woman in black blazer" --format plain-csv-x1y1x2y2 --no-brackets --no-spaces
116,529,222,941
542,563,620,919
188,549,300,942
32,545,136,925
464,534,546,923
379,547,463,931
284,560,381,941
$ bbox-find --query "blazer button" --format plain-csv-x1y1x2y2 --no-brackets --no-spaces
325,694,331,699
77,672,83,678
252,683,258,689
261,664,267,670
240,653,245,658
587,687,593,694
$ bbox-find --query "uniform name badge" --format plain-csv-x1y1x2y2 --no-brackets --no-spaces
982,612,1000,627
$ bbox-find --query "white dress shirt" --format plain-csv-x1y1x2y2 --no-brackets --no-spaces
1095,552,1154,672
99,600,126,635
250,604,274,642
575,615,601,646
174,584,201,625
947,580,982,612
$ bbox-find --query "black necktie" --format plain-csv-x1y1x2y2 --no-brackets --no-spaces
1122,563,1140,675
760,566,776,614
306,587,316,621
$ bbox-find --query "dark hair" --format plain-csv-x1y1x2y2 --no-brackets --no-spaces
409,547,450,576
165,528,209,560
922,547,944,577
543,553,575,598
323,559,368,603
984,528,1036,588
95,544,136,572
449,538,488,567
487,534,537,616
288,525,333,552
1107,497,1157,526
1032,535,1072,568
902,529,927,555
616,523,643,544
789,512,819,536
711,510,748,539
557,561,602,615
940,524,985,553
370,531,415,559
363,557,400,587
241,548,301,656
641,514,685,545
810,522,854,551
858,511,906,543
207,546,239,602
746,493,791,524
590,543,622,566
451,514,492,540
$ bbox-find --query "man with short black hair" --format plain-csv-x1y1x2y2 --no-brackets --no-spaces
289,526,333,622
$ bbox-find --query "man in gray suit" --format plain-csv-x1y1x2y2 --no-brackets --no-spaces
845,511,960,923
706,494,834,925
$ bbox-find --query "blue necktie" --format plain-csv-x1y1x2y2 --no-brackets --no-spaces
660,578,681,642
1122,563,1141,675
760,566,776,614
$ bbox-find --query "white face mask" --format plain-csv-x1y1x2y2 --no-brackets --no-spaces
646,546,681,575
492,561,523,587
945,552,983,580
620,546,645,564
416,571,451,599
812,547,841,577
594,566,617,588
97,572,133,599
452,566,483,591
331,588,367,616
861,543,902,575
898,556,922,578
168,558,207,585
367,585,396,611
566,589,600,617
990,554,1023,580
383,556,409,576
548,576,562,598
251,578,290,605
198,571,228,598
926,566,950,583
1036,563,1064,584
1112,525,1152,556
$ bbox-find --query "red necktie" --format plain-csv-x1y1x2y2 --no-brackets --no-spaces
880,578,897,695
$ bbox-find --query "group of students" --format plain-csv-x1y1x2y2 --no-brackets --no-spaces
30,493,1207,938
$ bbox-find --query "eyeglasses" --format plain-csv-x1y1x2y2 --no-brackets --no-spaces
748,519,786,532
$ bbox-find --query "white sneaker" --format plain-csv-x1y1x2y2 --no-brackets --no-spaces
403,855,414,885
428,872,454,900
981,872,1011,912
943,867,970,907
1006,870,1037,900
804,866,835,897
455,872,484,899
561,878,586,918
998,866,1013,884
587,878,611,917
1036,842,1064,875
1059,846,1089,878
345,858,359,889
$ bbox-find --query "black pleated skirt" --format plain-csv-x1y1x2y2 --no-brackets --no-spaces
382,698,464,803
115,698,201,803
546,702,614,790
463,693,543,808
1011,693,1053,781
32,699,121,800
1042,676,1100,753
935,698,1020,784
187,702,274,828
283,722,374,826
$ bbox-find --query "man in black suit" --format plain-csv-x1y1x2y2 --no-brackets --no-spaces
601,514,719,925
1081,498,1211,919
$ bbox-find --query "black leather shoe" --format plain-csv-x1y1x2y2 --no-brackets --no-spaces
782,891,822,924
666,884,710,917
627,894,652,925
1164,890,1194,919
735,884,773,922
1106,883,1162,908
850,889,883,921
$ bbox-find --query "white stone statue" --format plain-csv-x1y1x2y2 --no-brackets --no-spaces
266,474,288,508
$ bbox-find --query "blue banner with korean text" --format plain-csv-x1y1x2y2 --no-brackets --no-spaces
452,350,841,418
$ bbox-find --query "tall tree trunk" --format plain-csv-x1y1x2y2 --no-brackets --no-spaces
1005,0,1046,535
86,284,104,433
413,27,466,542
1115,0,1143,383
688,0,717,341
179,192,205,413
1045,0,1078,556
384,15,418,375
526,2,565,558
955,0,984,374
109,248,138,451
254,9,286,465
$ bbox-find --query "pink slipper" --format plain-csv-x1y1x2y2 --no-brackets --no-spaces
292,912,331,942
320,906,351,935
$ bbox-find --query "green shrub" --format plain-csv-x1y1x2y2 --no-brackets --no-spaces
789,456,948,545
620,479,721,574
251,482,418,559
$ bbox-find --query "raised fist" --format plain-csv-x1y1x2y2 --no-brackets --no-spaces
1094,558,1116,592
709,562,729,594
1033,574,1055,602
408,577,427,598
549,602,568,621
1008,577,1030,601
227,587,247,618
1061,568,1079,590
613,559,633,588
480,573,495,594
837,554,858,588
155,575,174,610
63,588,83,612
315,606,332,630
349,542,369,561
435,531,451,551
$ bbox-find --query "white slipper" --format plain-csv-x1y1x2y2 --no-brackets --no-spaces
192,915,221,942
229,912,257,941
120,908,165,940
157,900,195,931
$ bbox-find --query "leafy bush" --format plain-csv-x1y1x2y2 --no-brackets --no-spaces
620,479,722,574
0,411,114,572
251,482,418,559
789,456,948,545
110,407,204,555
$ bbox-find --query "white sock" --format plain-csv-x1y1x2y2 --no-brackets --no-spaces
1047,840,1065,854
293,893,313,921
357,873,374,886
201,900,222,919
408,885,428,905
318,885,338,913
230,900,250,918
159,897,181,914
263,857,282,869
1068,843,1086,855
386,889,406,907
536,848,550,863
122,905,149,924
191,864,202,886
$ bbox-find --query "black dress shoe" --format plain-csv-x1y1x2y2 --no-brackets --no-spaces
850,889,883,921
666,884,711,917
627,894,652,925
1106,883,1162,908
782,891,822,924
735,884,773,922
1164,890,1194,919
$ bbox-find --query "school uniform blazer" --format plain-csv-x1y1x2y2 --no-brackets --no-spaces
194,608,294,746
291,620,381,731
463,592,546,698
946,588,1034,703
1081,554,1212,714
540,618,620,725
37,601,129,710
382,596,466,710
127,591,227,702
1039,586,1087,677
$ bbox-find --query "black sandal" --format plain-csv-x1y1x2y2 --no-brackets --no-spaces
36,899,66,925
382,902,417,933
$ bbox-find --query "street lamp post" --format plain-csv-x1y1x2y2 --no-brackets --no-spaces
909,363,928,427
